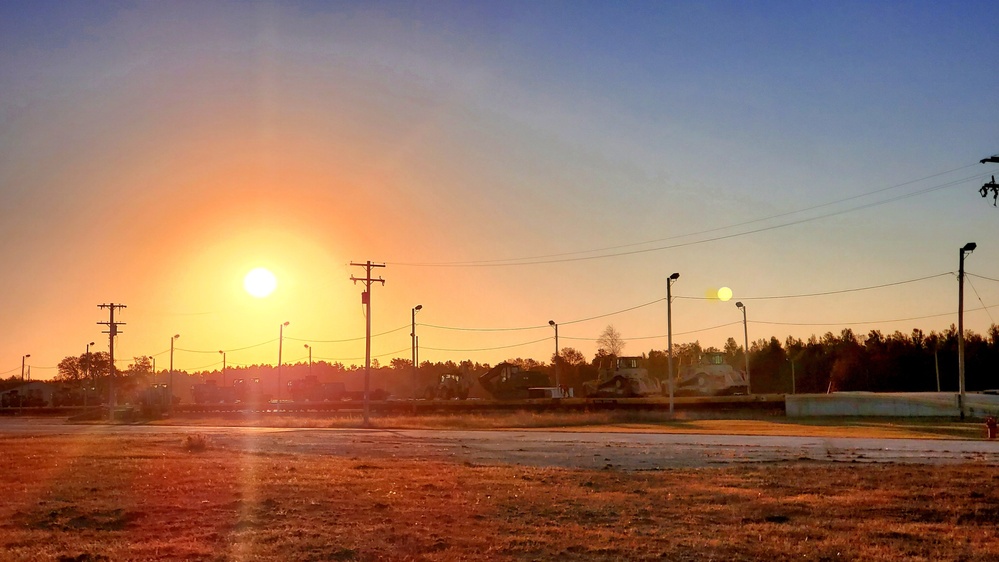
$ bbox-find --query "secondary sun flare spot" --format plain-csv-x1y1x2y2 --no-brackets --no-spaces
244,268,277,298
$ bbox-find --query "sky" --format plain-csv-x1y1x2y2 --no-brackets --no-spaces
1,1,997,380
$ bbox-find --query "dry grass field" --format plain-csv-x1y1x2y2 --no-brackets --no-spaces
2,430,999,561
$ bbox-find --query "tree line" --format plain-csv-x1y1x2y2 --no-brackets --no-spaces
3,323,998,403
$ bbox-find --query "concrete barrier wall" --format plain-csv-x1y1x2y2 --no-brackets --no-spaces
786,392,999,418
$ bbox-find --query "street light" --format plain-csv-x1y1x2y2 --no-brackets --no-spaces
278,321,290,410
219,350,226,387
736,302,751,394
169,334,180,410
412,304,422,398
958,242,976,419
548,320,559,389
303,344,312,377
20,354,30,410
84,342,94,409
667,272,680,414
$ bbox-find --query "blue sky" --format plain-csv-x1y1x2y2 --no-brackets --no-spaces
1,1,997,376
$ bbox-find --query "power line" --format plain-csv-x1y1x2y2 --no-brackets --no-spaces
562,321,743,342
285,325,408,343
562,299,665,325
315,346,411,362
421,337,552,353
675,272,953,301
969,273,999,284
966,278,996,325
390,165,982,267
752,302,998,327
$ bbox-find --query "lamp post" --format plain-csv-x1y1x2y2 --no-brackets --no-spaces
958,242,976,419
20,354,30,410
667,272,680,414
278,321,289,411
736,302,751,394
169,334,179,411
219,350,226,388
304,344,312,377
548,320,560,389
411,304,422,397
83,342,94,408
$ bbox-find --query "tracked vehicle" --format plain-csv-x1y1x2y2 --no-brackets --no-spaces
582,356,662,398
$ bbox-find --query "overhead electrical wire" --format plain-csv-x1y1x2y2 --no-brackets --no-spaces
285,325,408,344
966,278,996,325
20,265,986,372
421,337,553,354
390,165,983,267
752,302,998,327
562,321,743,342
314,347,411,362
674,272,953,301
421,271,954,334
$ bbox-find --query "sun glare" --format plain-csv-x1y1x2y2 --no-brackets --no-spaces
717,287,733,302
244,267,277,298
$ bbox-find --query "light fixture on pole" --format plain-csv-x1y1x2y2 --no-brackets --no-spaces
667,272,680,414
412,304,422,397
169,334,180,410
958,242,976,419
278,321,289,411
548,320,560,389
736,302,751,394
303,344,312,377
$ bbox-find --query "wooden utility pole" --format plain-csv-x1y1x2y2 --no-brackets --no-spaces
98,303,126,417
350,261,385,426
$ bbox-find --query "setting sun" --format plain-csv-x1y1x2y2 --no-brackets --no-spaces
244,267,277,298
718,287,733,302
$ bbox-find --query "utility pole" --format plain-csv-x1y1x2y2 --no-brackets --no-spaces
982,155,998,206
350,261,385,427
736,301,751,394
411,305,422,398
667,272,679,415
548,320,560,389
958,242,976,419
98,303,126,417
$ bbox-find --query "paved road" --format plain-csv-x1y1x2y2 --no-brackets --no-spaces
2,418,997,469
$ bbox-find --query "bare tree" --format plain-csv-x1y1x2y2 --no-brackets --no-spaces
596,325,625,356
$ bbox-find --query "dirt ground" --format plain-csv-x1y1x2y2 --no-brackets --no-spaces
3,419,999,560
4,417,999,470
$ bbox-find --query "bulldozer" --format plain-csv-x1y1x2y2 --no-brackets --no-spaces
582,356,662,398
674,351,748,396
421,372,471,400
478,362,550,400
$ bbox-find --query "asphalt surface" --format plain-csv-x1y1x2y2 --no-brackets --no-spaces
2,418,998,470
